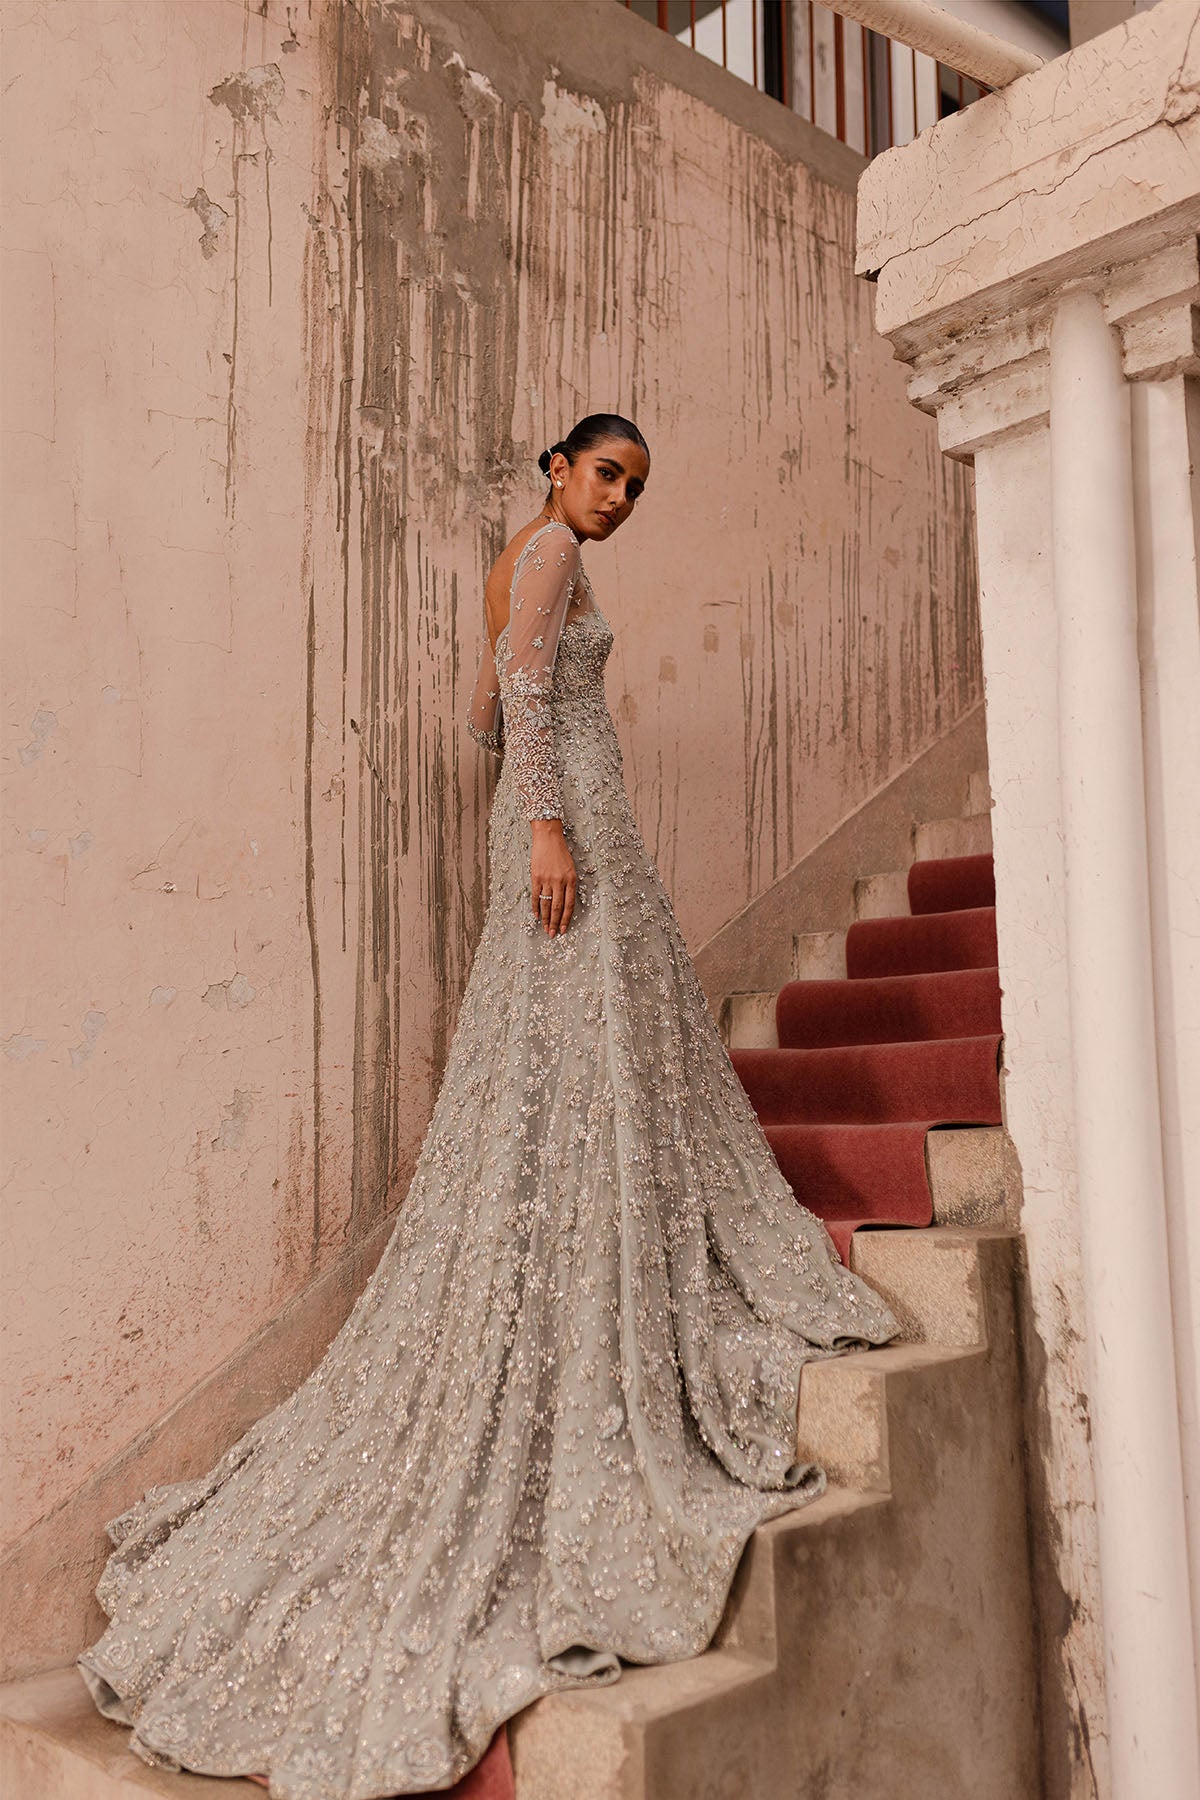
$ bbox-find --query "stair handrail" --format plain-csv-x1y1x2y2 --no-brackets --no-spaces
816,0,1043,91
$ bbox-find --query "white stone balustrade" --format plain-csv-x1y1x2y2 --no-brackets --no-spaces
856,1,1200,1792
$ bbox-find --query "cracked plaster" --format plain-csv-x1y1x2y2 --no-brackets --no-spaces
858,0,1200,349
2,0,980,1692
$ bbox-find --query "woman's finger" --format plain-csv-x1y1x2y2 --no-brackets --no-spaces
559,876,577,934
548,878,565,936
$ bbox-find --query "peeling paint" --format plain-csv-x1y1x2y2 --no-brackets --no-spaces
208,63,285,126
211,1088,254,1152
444,51,502,120
67,1011,107,1068
4,1034,48,1061
540,76,607,164
184,187,230,259
18,709,57,766
357,116,407,177
201,972,256,1010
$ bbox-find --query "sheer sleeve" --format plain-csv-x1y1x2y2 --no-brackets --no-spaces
496,523,582,821
466,633,504,756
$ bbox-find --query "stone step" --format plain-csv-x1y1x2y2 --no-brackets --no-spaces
852,868,911,921
914,811,993,861
718,989,778,1049
926,1124,1020,1229
0,1663,263,1797
791,928,846,982
509,1227,1034,1798
966,771,992,816
0,1232,1032,1800
848,1222,1008,1347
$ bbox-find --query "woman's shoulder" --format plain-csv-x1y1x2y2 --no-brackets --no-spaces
505,514,578,564
486,517,578,602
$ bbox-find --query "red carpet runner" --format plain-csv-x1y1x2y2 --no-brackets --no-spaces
730,852,1001,1263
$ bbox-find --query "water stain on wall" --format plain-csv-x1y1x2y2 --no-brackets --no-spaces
1,0,982,1681
304,0,981,1249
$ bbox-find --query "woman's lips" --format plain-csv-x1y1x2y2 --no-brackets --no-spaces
596,512,616,528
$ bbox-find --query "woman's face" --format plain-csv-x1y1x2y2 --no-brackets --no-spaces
551,438,649,542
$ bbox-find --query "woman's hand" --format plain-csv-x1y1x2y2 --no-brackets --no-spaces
530,819,576,936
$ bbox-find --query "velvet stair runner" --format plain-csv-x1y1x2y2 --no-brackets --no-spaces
730,854,1002,1263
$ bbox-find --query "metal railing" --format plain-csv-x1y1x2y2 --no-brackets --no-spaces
622,0,1004,157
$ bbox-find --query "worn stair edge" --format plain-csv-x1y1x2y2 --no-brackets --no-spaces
0,1664,263,1798
927,1125,1021,1229
914,812,992,861
509,1645,775,1800
852,869,911,921
966,771,992,815
847,1225,1011,1348
717,990,778,1049
791,929,846,981
509,1309,1009,1799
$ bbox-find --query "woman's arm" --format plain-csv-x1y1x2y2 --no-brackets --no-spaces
498,525,582,934
466,634,504,754
496,526,581,821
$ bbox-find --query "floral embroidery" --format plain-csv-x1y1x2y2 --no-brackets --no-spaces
76,519,900,1800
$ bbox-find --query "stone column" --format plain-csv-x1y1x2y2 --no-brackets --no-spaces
889,261,1200,1799
1113,243,1200,1699
1048,284,1195,1793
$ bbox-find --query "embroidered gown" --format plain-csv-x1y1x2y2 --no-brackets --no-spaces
77,519,901,1798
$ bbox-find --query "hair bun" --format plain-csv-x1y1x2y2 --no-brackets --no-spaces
538,439,567,477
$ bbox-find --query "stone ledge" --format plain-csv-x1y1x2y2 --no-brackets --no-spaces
856,0,1200,352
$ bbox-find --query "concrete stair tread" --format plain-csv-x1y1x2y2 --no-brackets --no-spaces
0,1664,263,1795
792,928,847,981
511,1228,1034,1795
533,1645,772,1725
3,1232,1031,1800
914,813,992,860
816,1336,987,1375
852,868,911,920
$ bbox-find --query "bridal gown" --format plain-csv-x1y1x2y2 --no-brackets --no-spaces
77,518,901,1798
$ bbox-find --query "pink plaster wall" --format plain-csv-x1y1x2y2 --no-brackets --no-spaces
1,0,978,1588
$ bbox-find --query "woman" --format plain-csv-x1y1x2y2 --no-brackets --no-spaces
77,413,900,1798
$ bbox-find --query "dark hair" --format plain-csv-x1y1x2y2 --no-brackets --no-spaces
537,413,650,478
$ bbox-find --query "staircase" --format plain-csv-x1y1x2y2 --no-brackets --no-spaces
0,803,1039,1799
509,1233,1036,1799
728,835,1003,1263
501,807,1037,1795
